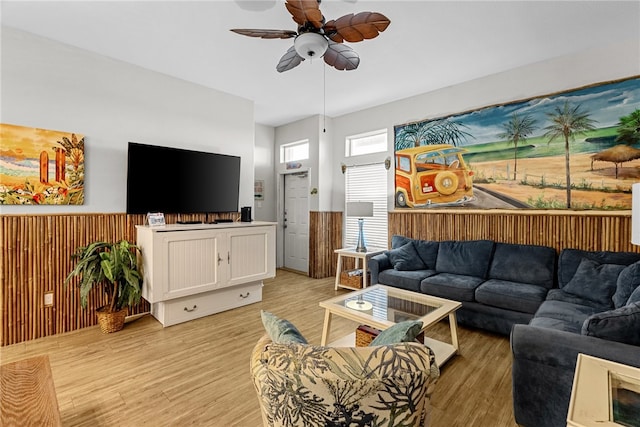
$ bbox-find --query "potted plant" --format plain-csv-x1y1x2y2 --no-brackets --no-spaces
65,240,143,333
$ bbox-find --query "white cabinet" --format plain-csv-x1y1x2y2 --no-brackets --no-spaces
136,222,276,326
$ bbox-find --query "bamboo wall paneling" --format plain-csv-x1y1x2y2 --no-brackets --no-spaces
1,209,637,346
0,214,149,346
309,211,344,279
388,210,637,254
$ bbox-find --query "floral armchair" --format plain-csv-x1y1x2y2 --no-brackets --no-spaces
250,334,439,427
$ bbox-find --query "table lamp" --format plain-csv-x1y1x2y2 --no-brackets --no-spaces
633,183,640,245
347,201,374,253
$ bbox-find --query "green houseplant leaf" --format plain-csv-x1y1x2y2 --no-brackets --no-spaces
65,240,143,313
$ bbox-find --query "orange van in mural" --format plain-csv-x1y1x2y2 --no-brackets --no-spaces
395,145,474,207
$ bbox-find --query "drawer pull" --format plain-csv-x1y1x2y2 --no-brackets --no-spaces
184,305,197,312
239,292,250,299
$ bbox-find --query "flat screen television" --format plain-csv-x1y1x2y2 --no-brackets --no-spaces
126,142,241,215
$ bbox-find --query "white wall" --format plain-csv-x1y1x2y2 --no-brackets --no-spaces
254,123,276,221
330,40,640,211
1,27,255,214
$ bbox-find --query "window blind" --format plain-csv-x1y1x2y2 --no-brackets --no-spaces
345,163,388,249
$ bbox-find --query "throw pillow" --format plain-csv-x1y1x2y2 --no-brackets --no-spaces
391,235,413,249
370,320,423,346
562,258,625,308
385,242,427,271
613,261,640,308
581,302,640,346
260,310,307,344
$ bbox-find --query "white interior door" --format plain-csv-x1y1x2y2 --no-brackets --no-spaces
283,172,309,273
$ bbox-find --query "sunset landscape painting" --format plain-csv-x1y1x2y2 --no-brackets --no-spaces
0,123,85,205
394,77,640,210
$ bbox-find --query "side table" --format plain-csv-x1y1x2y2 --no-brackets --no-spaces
334,247,386,291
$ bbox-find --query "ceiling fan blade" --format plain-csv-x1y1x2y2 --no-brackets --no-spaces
285,0,324,29
323,42,360,71
324,12,390,43
230,29,298,39
277,46,305,72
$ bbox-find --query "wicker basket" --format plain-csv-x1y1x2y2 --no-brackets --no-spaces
355,325,380,347
96,307,127,334
340,269,370,289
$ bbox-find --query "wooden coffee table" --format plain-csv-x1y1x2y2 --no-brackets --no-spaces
319,284,462,367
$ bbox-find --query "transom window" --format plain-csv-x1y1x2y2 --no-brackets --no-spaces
346,130,387,157
280,140,309,163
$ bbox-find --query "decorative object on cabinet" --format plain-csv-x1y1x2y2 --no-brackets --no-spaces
0,123,85,205
64,240,142,333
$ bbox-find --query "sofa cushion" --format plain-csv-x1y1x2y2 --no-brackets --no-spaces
534,300,601,329
378,269,437,293
488,243,556,288
528,316,584,334
412,240,440,269
581,302,640,346
628,286,640,305
370,320,424,346
260,310,307,344
545,289,612,311
421,273,485,302
557,248,640,288
385,242,426,271
562,258,625,308
435,240,494,278
475,279,548,314
613,261,640,308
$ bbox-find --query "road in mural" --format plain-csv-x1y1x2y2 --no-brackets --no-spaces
394,77,640,210
0,123,85,205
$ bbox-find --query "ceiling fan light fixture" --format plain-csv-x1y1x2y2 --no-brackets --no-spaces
294,32,328,59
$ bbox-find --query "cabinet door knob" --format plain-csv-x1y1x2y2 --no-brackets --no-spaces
184,305,197,312
239,292,250,299
217,254,223,265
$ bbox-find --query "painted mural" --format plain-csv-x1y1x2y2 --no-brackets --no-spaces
0,123,85,205
394,76,640,210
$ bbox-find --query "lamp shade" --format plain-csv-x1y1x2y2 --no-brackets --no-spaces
294,32,328,59
632,183,640,245
346,202,374,218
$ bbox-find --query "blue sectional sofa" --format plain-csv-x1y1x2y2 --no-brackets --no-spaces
369,236,640,427
369,235,557,335
511,248,640,427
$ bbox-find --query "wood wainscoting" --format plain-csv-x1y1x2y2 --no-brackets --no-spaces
309,211,343,279
307,209,639,283
2,209,637,346
388,209,637,253
0,212,237,347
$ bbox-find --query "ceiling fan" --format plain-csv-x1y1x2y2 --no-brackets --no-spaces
231,0,390,72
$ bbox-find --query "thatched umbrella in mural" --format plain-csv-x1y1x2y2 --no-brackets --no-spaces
590,144,640,178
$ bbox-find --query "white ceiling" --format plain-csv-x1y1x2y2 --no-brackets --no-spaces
2,1,639,127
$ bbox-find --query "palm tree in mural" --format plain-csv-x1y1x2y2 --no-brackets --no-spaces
56,134,85,171
395,118,472,150
615,109,640,145
498,113,538,180
543,101,597,209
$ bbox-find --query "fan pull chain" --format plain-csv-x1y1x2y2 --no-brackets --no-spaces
323,63,326,133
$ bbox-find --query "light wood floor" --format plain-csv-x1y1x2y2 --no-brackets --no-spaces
0,270,517,426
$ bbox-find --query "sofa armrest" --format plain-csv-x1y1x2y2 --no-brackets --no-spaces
511,324,640,427
368,253,391,285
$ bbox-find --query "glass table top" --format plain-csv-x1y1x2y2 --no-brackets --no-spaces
321,284,460,327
